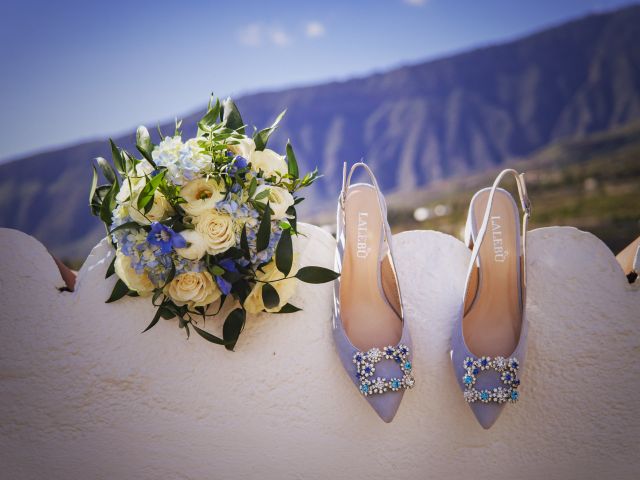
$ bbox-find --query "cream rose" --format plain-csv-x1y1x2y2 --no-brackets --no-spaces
180,177,226,217
114,251,154,296
243,255,299,314
164,271,221,309
250,149,287,177
195,210,237,255
253,185,294,219
174,229,208,260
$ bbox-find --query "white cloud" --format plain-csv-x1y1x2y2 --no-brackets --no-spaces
237,23,291,47
305,21,326,38
403,0,428,6
239,23,263,47
269,28,291,46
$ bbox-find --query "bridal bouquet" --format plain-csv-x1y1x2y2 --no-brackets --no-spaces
89,97,337,350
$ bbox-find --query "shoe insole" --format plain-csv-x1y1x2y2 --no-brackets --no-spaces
340,185,403,352
463,189,522,358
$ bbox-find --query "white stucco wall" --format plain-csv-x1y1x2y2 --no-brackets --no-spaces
0,225,638,479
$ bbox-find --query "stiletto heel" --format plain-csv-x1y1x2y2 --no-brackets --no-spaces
332,162,414,423
450,169,531,429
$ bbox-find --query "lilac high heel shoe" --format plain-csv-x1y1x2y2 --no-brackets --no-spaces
332,162,414,423
450,169,531,429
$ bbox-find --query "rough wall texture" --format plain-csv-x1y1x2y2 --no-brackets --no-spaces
0,225,638,479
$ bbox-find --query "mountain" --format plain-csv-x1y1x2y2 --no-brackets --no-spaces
1,5,639,262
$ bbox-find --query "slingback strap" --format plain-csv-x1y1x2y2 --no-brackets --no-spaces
467,169,532,289
338,161,404,318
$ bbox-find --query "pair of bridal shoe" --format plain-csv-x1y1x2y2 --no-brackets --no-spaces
332,163,531,428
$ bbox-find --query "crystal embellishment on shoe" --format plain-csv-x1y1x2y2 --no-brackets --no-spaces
354,345,415,396
461,356,520,404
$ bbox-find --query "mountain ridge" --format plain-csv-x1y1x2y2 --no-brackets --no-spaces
1,4,639,260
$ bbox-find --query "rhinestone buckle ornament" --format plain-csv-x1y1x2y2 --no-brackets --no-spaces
353,345,415,396
461,356,520,404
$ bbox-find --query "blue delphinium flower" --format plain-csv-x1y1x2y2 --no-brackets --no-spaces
147,222,187,254
214,258,239,295
233,155,248,170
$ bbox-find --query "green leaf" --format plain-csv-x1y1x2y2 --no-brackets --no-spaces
261,283,280,310
197,98,221,136
136,126,157,168
221,97,244,134
287,206,297,233
109,221,145,234
142,308,163,333
99,182,119,226
110,139,125,174
254,188,271,201
192,322,228,345
295,266,340,284
89,165,98,207
90,185,111,217
253,109,286,151
256,201,271,252
274,303,302,314
105,256,116,279
137,170,166,213
275,228,293,276
222,308,246,351
96,157,117,185
247,177,257,198
240,225,250,257
159,306,176,319
210,265,224,276
106,279,129,303
286,140,299,179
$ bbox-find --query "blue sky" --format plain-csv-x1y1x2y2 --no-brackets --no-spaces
0,0,636,161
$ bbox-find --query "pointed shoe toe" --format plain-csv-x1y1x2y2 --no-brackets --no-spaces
469,401,504,430
365,388,404,423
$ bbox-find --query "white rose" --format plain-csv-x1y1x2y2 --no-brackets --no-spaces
180,177,226,217
243,255,299,314
195,210,237,255
114,251,154,296
253,185,294,220
164,271,221,309
228,136,255,160
117,174,174,225
250,149,287,177
174,229,208,260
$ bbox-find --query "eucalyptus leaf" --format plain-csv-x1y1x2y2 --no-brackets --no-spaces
222,308,246,351
255,201,271,252
106,279,129,303
295,266,340,284
261,283,280,310
286,140,299,179
275,228,293,276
